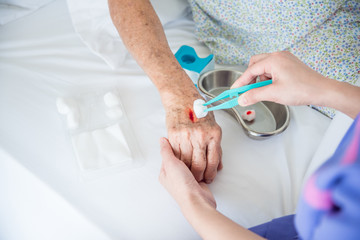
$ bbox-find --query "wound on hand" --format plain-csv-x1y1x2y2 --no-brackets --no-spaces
188,108,196,123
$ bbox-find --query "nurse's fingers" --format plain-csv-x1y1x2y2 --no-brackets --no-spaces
238,83,277,106
259,74,272,82
231,57,272,89
231,53,270,89
248,53,270,67
160,137,175,160
204,140,222,184
159,137,175,180
169,140,181,160
191,142,207,182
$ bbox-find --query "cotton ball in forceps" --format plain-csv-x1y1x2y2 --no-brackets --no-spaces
106,107,123,120
104,92,121,108
193,99,208,119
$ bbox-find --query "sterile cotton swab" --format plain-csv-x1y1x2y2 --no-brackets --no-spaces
193,99,208,119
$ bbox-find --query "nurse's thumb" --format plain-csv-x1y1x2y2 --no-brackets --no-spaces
160,137,175,160
238,87,272,106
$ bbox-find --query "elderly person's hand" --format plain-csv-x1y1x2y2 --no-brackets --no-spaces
109,0,222,183
163,91,222,184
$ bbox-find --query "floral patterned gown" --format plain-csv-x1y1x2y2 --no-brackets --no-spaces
188,0,360,118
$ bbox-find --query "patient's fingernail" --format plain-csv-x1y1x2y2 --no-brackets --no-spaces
205,179,212,184
238,96,248,106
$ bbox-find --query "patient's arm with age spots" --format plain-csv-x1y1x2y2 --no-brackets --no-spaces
108,0,222,183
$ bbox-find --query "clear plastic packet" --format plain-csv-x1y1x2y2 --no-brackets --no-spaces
56,89,144,181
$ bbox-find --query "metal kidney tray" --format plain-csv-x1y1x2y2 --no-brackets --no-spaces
198,69,290,139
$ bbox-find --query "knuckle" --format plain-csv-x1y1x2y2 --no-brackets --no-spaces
192,161,205,171
249,56,256,64
207,160,218,169
213,127,222,138
194,129,207,140
167,132,178,142
198,131,207,140
182,131,191,139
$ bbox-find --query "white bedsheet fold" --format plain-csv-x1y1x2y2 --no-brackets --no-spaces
66,0,191,69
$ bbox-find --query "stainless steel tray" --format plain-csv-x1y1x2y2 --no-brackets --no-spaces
198,69,290,139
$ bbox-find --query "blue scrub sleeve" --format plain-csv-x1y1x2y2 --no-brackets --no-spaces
295,114,360,240
249,113,360,240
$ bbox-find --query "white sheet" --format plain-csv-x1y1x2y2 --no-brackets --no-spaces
0,148,111,240
0,0,54,25
302,111,354,182
66,0,191,69
0,0,336,239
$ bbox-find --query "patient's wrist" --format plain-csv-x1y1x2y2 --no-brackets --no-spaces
160,85,201,110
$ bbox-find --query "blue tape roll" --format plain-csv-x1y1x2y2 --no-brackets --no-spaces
175,45,214,85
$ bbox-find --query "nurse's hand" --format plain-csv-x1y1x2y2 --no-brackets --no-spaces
159,137,265,240
231,51,330,107
159,137,216,209
163,93,222,184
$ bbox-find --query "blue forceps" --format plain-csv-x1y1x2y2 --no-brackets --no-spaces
203,80,272,112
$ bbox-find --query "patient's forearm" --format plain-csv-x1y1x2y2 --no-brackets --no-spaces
108,0,198,104
181,197,265,240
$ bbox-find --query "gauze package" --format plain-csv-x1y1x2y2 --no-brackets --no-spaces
56,89,143,180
